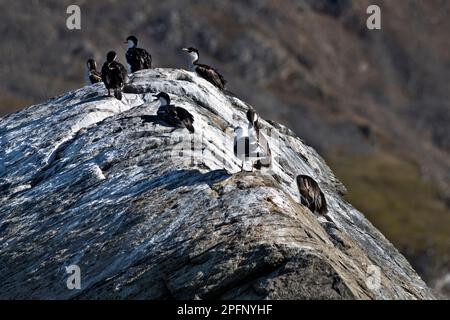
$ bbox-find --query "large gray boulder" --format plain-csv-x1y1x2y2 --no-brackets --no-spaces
0,69,434,299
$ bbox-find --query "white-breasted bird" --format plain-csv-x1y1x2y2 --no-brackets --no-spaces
233,111,271,172
182,47,227,90
154,92,195,133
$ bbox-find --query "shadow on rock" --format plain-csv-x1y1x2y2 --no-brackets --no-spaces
154,169,231,190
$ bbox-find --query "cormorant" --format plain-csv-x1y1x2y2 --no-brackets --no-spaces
296,175,328,215
234,109,271,172
101,51,128,101
182,47,227,90
154,92,195,133
125,35,152,73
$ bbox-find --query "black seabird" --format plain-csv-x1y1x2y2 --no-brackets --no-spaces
296,175,328,215
154,92,195,133
86,59,102,84
101,51,128,100
233,111,271,172
125,36,152,73
182,47,227,90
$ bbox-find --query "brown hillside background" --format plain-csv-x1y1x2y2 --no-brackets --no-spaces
0,0,449,296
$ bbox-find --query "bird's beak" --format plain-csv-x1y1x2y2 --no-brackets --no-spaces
152,94,159,101
182,48,189,52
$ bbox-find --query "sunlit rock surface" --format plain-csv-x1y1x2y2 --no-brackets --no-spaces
0,69,434,299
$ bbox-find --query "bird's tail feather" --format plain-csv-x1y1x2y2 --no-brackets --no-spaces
114,89,122,101
183,121,195,134
223,89,236,97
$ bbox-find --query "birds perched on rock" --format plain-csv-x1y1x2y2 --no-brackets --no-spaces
101,51,128,101
154,92,195,133
182,47,227,90
125,36,152,73
85,42,272,173
296,175,328,215
86,59,102,84
234,109,271,171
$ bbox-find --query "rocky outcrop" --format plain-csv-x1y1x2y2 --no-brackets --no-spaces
0,69,434,299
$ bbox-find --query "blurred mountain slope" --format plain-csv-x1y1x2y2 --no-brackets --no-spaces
0,0,448,296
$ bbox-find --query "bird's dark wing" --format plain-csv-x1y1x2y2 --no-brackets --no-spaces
126,49,140,72
297,176,314,209
117,62,128,80
127,48,152,72
110,61,127,87
175,107,194,124
307,182,318,209
313,188,322,212
157,106,177,126
300,194,310,208
101,63,111,87
319,191,328,215
296,175,327,214
136,48,152,69
167,106,179,120
175,107,195,133
195,64,227,90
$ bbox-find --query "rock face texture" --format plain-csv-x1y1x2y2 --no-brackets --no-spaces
0,69,434,299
